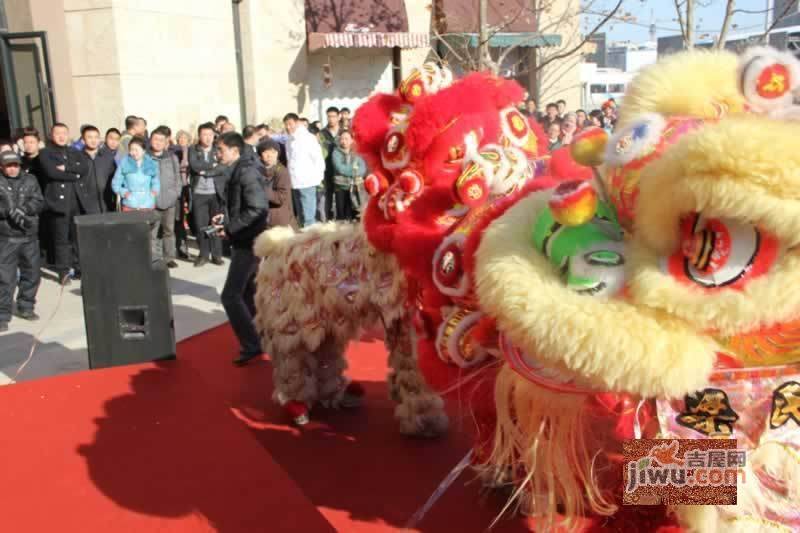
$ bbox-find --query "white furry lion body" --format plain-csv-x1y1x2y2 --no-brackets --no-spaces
253,221,448,437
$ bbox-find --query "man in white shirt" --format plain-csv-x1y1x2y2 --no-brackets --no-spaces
283,113,325,228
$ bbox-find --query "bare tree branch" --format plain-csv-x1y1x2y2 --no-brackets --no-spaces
674,0,688,45
430,32,468,65
496,4,547,68
430,0,621,103
716,0,736,49
535,0,623,73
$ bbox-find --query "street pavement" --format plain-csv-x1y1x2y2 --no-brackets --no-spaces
0,254,230,384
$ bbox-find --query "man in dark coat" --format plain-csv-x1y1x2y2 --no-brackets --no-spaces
318,106,341,222
81,125,117,213
211,132,268,366
19,128,49,263
39,123,98,281
0,151,45,331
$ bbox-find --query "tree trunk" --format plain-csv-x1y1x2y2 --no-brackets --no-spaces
686,0,695,48
716,0,736,49
479,0,490,70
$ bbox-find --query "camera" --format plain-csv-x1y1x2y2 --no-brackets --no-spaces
200,225,218,237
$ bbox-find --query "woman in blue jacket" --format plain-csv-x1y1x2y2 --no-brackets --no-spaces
112,136,160,211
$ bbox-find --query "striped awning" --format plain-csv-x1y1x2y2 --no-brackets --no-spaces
308,31,430,52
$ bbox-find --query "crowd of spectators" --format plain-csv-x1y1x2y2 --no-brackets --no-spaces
0,97,618,346
0,109,367,337
523,96,619,151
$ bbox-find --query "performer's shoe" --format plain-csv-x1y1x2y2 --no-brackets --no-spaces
232,352,261,367
341,381,365,409
286,401,310,426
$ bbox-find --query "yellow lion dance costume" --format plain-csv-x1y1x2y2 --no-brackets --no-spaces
467,47,800,532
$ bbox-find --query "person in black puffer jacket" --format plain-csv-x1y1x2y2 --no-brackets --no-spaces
210,132,268,366
0,150,45,331
39,123,97,282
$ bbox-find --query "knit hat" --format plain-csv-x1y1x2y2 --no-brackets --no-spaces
0,150,21,165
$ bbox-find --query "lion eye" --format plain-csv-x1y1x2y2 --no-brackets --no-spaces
662,213,779,289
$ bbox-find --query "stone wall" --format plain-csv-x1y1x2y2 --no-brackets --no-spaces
7,0,241,137
401,0,435,75
6,0,82,132
105,0,240,135
536,0,583,111
63,0,120,135
4,0,512,136
240,0,309,125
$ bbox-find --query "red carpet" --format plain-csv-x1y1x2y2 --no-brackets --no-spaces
0,324,539,532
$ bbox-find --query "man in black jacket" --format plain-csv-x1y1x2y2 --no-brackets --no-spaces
81,125,117,212
0,151,45,331
211,132,268,366
20,128,49,263
39,123,98,281
189,122,227,267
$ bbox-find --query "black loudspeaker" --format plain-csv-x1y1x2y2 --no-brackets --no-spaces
75,211,176,369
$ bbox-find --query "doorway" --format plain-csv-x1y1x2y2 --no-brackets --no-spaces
0,31,56,140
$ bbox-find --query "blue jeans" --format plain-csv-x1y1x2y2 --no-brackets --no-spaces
292,187,317,228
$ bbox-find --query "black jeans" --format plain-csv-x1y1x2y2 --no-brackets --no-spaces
0,238,41,322
51,210,79,276
191,193,222,260
221,245,261,356
334,189,357,221
175,187,190,255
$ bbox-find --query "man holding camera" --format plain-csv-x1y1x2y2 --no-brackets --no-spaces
211,132,268,366
0,151,45,332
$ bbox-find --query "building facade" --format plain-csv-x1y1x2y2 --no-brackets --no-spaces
774,0,800,29
606,42,656,73
0,0,585,138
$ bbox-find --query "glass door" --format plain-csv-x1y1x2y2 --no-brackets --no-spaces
0,31,56,136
